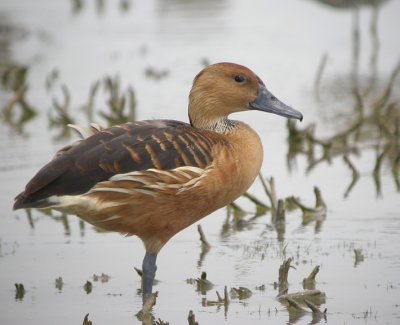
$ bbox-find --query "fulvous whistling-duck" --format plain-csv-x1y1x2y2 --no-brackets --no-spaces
13,62,303,303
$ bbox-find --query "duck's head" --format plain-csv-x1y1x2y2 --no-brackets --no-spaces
188,62,303,130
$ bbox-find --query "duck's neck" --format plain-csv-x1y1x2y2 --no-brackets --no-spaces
188,89,239,133
189,116,237,133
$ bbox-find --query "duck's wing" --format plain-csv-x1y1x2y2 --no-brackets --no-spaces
13,120,218,209
53,123,105,157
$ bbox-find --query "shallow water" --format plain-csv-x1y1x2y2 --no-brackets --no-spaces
1,0,400,324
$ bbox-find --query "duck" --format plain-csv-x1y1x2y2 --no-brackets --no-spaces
13,62,303,303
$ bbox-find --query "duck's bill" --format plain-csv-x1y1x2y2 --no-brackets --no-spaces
249,85,303,121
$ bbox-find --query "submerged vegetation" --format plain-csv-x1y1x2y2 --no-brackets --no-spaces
287,59,400,197
289,0,400,197
14,283,25,301
0,63,36,133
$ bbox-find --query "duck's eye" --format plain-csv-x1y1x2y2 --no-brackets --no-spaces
234,75,246,84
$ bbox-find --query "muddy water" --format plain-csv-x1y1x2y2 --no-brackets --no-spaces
1,0,400,324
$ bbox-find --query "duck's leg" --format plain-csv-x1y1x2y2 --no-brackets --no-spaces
142,252,157,303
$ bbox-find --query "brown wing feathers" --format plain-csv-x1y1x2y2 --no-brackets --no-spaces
13,120,218,209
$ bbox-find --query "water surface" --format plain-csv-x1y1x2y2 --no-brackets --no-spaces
0,0,399,324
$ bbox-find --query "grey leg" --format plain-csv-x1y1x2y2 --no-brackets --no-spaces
142,252,157,303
